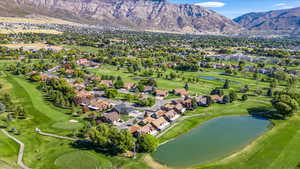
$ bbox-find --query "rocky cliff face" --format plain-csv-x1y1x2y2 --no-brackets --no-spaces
0,0,241,34
234,7,300,37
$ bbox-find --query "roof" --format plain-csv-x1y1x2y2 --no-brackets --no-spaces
151,117,168,129
164,110,177,118
140,124,156,135
174,88,188,96
123,82,135,89
154,110,167,118
155,90,168,96
113,104,135,114
100,80,113,86
102,112,120,122
129,125,141,134
142,117,155,125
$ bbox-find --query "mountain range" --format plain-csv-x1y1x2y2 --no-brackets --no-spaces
0,0,299,37
234,7,300,38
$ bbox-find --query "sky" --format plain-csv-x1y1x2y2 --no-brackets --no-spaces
168,0,300,19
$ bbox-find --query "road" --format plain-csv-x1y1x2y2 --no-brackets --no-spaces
1,129,31,169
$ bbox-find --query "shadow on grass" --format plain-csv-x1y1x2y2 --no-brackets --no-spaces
247,107,284,120
71,140,120,156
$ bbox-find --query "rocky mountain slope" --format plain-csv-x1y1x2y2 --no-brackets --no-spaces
0,0,241,35
234,7,300,37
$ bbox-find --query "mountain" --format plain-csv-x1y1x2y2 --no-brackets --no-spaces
234,7,300,37
0,0,241,35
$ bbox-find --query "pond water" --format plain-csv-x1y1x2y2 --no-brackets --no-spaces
152,116,271,168
199,76,241,84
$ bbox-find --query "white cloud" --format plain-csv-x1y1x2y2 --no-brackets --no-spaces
274,2,294,9
274,3,287,7
194,1,225,8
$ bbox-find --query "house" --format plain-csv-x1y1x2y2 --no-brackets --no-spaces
173,88,189,97
101,112,120,125
210,95,224,103
181,98,193,110
174,103,186,114
112,104,136,115
88,99,112,111
123,82,135,90
151,117,170,130
128,125,142,136
100,80,113,87
74,90,93,105
162,103,175,111
196,96,208,106
164,110,180,122
139,116,155,126
77,58,89,65
140,124,158,136
151,110,167,119
143,86,154,93
155,90,168,98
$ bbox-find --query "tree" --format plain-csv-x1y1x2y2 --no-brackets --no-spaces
104,89,118,98
114,76,124,89
191,98,198,109
267,88,273,97
184,83,189,91
223,95,230,104
137,134,159,153
223,80,230,89
270,78,278,88
271,93,299,118
241,94,248,101
229,91,238,102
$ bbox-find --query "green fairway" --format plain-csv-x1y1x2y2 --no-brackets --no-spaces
51,121,83,130
55,151,112,169
7,76,69,122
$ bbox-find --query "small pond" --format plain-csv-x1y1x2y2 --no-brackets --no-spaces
199,76,240,84
152,116,271,168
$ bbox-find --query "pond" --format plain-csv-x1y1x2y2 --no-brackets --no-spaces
199,76,240,84
152,116,271,168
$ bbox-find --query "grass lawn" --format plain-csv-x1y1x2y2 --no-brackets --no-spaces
51,121,83,130
54,151,112,169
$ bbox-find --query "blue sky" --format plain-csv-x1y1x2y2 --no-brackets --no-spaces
168,0,300,18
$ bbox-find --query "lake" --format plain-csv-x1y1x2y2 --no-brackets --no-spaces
152,116,271,168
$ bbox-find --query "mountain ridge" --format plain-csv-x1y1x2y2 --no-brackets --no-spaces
0,0,242,35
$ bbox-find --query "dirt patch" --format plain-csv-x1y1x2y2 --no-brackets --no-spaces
143,155,169,169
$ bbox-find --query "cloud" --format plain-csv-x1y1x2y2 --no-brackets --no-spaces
194,1,225,8
274,2,294,9
274,3,287,7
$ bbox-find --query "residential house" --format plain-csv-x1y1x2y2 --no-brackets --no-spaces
163,110,180,122
88,99,112,111
74,90,93,105
173,88,189,97
128,125,142,136
140,123,158,136
100,80,113,87
151,110,167,119
162,103,175,111
139,116,155,126
151,117,170,130
123,82,136,90
143,86,154,94
196,96,208,106
112,104,136,115
174,103,186,114
155,90,168,98
101,112,120,125
77,58,89,66
210,95,223,103
181,98,193,110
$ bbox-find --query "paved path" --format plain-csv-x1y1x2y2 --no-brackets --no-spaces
1,129,31,169
36,129,77,141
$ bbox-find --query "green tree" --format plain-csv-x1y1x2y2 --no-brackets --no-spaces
241,94,248,101
104,89,118,98
223,80,230,89
229,91,238,102
137,134,159,153
114,76,124,89
271,93,299,118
